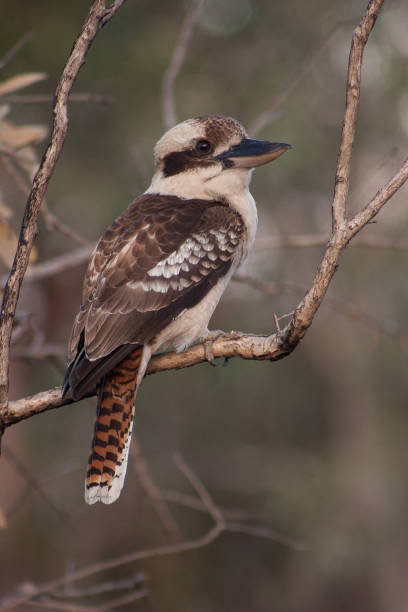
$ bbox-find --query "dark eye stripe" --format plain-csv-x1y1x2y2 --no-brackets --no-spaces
162,149,213,177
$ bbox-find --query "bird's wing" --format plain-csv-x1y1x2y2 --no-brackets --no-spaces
68,193,245,362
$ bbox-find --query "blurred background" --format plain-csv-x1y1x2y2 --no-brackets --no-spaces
1,0,408,610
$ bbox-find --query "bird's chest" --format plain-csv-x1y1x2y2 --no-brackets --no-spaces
152,266,235,354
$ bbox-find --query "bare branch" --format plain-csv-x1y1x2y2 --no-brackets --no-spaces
0,451,303,611
283,0,387,346
161,0,205,129
3,0,406,479
1,246,93,287
52,573,145,600
347,156,408,239
173,451,225,526
332,0,384,231
233,274,408,358
3,331,286,426
0,455,224,612
0,0,126,416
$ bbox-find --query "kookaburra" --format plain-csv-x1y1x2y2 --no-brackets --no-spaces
63,115,291,504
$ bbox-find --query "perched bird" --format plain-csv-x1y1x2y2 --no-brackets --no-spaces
63,115,290,504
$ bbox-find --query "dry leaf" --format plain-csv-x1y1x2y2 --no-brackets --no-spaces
0,119,48,148
0,72,47,96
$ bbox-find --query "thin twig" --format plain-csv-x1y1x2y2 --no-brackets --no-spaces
254,234,408,252
2,446,73,525
331,0,384,231
0,149,88,246
162,489,258,522
161,0,205,129
1,246,94,287
53,573,145,599
0,0,125,416
249,22,350,136
0,155,30,196
225,522,305,552
0,146,93,246
0,452,304,611
1,147,89,246
130,438,181,541
233,274,408,358
26,599,100,611
173,451,225,526
0,33,32,71
347,156,408,238
100,0,127,27
41,203,91,246
28,588,149,612
0,455,225,612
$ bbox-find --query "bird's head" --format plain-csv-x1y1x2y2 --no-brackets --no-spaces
148,115,291,201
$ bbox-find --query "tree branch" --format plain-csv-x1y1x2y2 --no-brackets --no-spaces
331,0,383,231
4,0,408,430
0,453,298,612
0,1,126,419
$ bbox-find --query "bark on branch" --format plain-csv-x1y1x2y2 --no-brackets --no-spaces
0,1,126,422
4,0,408,429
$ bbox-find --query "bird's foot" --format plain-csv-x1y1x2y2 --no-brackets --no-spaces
202,329,226,366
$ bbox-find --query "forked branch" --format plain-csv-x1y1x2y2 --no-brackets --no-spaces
3,0,408,427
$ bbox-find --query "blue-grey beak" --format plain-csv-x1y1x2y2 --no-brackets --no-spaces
213,138,292,169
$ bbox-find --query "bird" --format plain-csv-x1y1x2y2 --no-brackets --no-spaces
63,115,291,505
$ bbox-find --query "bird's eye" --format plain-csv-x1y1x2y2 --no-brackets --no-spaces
195,139,212,154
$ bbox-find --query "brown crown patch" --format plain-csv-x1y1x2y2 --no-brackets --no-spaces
197,115,247,149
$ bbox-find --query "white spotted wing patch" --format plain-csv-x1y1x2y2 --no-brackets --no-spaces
136,227,241,300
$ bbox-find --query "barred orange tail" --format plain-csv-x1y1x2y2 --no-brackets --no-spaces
85,347,143,504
